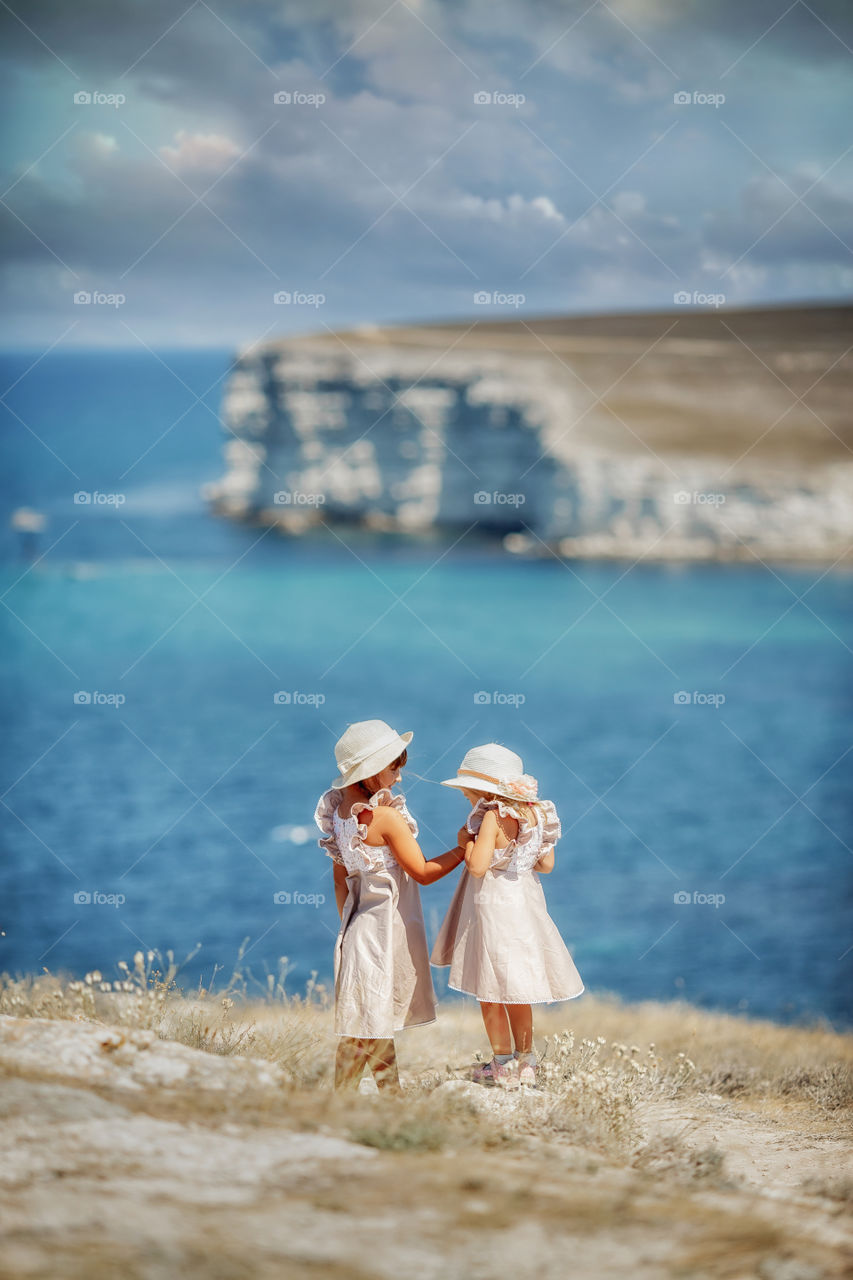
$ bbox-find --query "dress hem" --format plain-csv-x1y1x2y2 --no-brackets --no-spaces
334,1011,438,1038
445,982,585,1006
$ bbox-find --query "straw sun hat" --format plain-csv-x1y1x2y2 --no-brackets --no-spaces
332,719,413,788
441,743,539,802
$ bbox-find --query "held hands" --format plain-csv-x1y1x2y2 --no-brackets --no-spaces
454,825,474,870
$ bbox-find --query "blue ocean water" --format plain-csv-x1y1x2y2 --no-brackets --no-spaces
2,349,851,1027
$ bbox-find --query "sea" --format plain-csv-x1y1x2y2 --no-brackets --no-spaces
2,348,851,1027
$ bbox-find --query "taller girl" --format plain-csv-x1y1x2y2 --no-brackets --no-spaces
431,743,584,1087
315,719,465,1092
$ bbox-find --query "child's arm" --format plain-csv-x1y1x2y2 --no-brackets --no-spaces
467,809,499,878
534,846,555,873
333,862,349,917
534,823,558,872
373,808,465,885
535,802,560,873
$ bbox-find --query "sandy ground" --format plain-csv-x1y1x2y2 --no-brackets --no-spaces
0,1006,850,1280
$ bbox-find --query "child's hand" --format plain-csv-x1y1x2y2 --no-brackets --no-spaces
457,824,470,849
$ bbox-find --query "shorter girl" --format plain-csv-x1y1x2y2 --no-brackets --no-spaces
431,743,583,1087
315,719,465,1092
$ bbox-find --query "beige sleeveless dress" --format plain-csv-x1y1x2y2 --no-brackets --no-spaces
431,797,584,1005
315,786,437,1038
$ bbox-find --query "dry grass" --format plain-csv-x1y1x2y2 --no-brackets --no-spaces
2,950,852,1280
2,947,851,1163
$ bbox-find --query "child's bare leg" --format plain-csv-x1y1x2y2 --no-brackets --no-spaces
365,1037,402,1093
480,1001,512,1055
506,1004,533,1054
335,1036,367,1089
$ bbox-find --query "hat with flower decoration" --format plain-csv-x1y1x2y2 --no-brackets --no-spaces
441,743,539,802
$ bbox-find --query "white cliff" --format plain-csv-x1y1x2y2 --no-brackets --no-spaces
206,307,853,564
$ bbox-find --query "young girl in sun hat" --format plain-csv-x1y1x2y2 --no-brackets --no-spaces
431,742,584,1088
315,718,466,1092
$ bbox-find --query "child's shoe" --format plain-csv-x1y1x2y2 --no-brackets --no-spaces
472,1056,518,1089
494,1057,520,1090
516,1052,539,1087
471,1058,496,1085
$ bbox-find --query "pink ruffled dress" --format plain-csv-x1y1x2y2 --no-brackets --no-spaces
314,786,437,1038
431,797,584,1005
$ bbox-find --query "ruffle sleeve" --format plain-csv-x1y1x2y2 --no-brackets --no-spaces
465,797,534,839
314,787,345,865
538,799,561,858
348,787,418,852
464,797,536,869
464,797,489,837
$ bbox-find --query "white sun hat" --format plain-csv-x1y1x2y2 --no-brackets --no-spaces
332,719,413,788
441,743,539,802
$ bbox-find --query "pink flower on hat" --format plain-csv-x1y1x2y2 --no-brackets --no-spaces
499,773,539,800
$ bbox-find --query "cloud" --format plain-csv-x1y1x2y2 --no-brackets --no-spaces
0,0,851,345
704,168,853,267
458,192,564,223
458,0,853,73
159,130,243,171
88,132,119,159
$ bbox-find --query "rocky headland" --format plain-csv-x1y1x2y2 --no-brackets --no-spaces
205,305,853,565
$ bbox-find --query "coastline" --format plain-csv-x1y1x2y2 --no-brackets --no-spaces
206,304,853,568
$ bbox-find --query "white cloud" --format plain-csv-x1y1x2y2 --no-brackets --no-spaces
91,133,119,158
610,190,647,217
2,0,851,345
704,168,853,265
529,194,563,221
459,191,564,223
159,130,242,171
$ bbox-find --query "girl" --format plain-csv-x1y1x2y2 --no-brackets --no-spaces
431,742,584,1087
315,719,465,1092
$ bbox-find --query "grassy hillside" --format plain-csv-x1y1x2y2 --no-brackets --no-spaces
1,959,851,1278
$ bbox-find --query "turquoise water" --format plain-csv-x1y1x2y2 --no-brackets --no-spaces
2,350,851,1026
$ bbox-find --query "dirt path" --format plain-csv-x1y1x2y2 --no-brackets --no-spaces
636,1094,852,1194
1,1015,850,1280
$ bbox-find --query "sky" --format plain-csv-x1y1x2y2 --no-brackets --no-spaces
1,0,852,347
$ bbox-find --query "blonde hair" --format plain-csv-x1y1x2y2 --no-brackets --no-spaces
469,789,542,829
